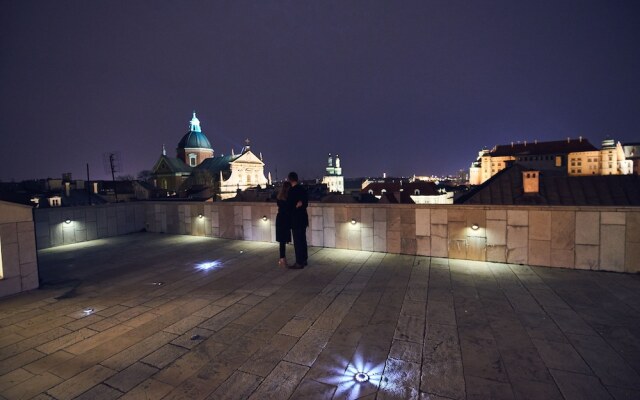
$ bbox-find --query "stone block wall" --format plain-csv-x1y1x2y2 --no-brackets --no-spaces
0,201,39,297
33,202,640,273
34,203,146,249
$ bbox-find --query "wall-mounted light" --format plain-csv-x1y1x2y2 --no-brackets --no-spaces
64,219,72,224
351,218,357,225
262,215,268,221
471,223,479,230
198,214,204,219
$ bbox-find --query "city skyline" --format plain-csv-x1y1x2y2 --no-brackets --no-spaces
1,1,639,181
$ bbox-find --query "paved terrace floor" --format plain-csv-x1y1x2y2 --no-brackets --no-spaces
1,233,640,400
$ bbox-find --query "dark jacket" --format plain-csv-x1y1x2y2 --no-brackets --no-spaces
275,199,291,243
286,184,309,229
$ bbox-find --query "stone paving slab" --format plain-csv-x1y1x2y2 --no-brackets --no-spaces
0,232,639,399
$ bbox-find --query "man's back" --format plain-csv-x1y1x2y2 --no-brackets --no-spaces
287,184,308,228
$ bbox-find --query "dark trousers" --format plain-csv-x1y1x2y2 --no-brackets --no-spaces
279,242,286,258
292,227,308,264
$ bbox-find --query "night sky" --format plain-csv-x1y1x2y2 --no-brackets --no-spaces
2,1,639,182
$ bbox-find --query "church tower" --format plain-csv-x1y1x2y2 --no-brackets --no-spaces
177,112,214,167
322,153,345,194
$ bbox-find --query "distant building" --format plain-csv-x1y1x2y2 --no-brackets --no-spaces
622,142,640,175
361,180,453,204
469,137,634,185
151,112,270,199
458,164,640,206
322,153,344,194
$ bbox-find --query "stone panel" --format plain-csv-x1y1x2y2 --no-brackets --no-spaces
550,211,575,251
508,210,528,226
387,230,401,254
415,208,430,236
467,236,486,261
401,238,417,255
487,245,507,263
431,209,447,225
373,221,387,252
507,226,528,264
416,236,430,256
323,207,335,228
528,239,551,267
448,239,467,260
447,209,465,222
529,211,551,241
550,248,574,269
323,227,336,248
599,225,625,272
448,221,466,241
601,212,625,225
486,220,506,246
431,236,448,258
627,212,640,243
374,207,387,222
575,212,599,245
575,244,599,270
486,209,506,220
361,227,373,251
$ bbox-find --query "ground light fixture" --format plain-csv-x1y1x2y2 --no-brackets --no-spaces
471,223,479,230
83,308,94,315
64,219,72,224
354,372,370,383
351,218,357,225
262,215,268,221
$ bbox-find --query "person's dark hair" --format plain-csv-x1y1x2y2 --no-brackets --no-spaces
277,181,291,201
288,172,298,182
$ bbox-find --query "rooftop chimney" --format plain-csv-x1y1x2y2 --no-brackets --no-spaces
522,171,540,194
579,135,583,142
64,182,71,197
567,137,570,143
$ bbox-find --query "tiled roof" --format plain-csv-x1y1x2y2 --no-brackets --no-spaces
457,164,640,206
488,139,598,157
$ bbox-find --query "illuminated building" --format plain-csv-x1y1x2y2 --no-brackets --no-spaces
151,112,269,199
322,153,344,194
469,137,634,185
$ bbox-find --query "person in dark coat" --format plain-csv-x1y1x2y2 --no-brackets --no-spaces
276,182,292,267
286,171,308,269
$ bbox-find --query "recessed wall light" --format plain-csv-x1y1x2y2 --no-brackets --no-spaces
64,219,72,224
471,223,479,230
351,219,357,225
262,215,268,221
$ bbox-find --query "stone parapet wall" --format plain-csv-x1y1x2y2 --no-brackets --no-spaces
34,203,146,249
34,202,640,273
0,201,39,297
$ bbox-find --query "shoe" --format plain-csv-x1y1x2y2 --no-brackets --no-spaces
278,258,287,268
287,263,304,269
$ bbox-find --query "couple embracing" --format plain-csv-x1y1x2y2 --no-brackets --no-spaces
276,172,308,269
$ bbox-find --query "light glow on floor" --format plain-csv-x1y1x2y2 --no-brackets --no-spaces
195,260,221,271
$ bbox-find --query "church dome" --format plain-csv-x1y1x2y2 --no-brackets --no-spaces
177,112,212,149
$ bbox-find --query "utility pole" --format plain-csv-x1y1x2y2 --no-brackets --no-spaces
109,153,118,202
86,163,91,205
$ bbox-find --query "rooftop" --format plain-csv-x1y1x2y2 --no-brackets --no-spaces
1,233,639,399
